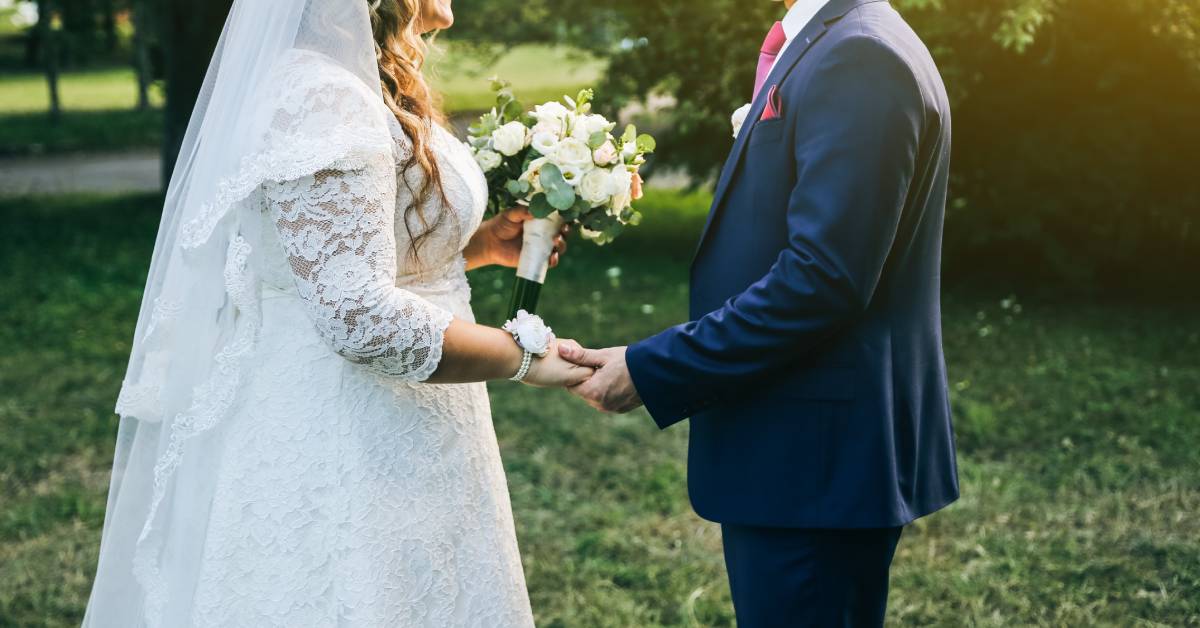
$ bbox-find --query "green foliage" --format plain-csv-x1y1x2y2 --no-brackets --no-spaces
1,191,1198,625
452,0,1200,289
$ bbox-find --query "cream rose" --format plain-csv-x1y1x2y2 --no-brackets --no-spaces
579,168,612,205
532,101,569,126
491,121,529,157
473,149,502,173
520,156,549,193
571,114,611,142
552,137,594,169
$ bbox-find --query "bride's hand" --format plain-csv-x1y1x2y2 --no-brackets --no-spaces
464,207,569,270
522,339,594,388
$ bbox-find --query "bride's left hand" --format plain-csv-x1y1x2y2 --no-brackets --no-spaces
465,207,569,270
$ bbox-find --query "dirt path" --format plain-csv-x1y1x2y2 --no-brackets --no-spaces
0,144,691,198
0,150,161,196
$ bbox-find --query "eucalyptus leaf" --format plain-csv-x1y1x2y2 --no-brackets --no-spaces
539,163,577,211
636,134,657,153
587,132,608,150
529,194,555,219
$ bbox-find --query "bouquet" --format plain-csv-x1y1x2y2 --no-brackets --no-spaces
466,79,656,318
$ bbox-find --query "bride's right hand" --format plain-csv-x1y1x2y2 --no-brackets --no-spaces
522,339,595,388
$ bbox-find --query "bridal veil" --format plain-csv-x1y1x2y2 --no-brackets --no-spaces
84,1,395,624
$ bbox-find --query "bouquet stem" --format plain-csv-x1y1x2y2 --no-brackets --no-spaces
506,213,564,319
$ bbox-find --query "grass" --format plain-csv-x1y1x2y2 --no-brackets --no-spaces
0,190,1198,626
0,43,601,155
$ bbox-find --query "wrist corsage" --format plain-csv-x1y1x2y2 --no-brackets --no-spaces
504,310,555,381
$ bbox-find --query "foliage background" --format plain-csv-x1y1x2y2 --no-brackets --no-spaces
453,0,1200,291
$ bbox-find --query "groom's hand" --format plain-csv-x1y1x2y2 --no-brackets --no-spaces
558,341,643,413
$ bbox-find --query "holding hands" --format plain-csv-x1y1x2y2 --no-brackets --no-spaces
556,341,643,413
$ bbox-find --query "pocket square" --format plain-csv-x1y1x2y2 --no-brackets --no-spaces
760,85,782,121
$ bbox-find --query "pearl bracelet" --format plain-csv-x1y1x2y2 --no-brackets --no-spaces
509,349,533,382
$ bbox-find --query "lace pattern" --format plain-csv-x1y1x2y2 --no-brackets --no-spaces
264,157,453,381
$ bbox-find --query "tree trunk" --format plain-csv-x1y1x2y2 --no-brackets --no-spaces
102,0,117,52
37,0,61,122
132,0,151,111
159,0,232,183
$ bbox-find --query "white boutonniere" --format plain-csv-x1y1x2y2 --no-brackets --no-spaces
731,103,752,139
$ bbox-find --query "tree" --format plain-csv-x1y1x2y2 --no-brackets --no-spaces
460,0,1200,287
131,0,152,111
35,0,62,121
159,0,232,180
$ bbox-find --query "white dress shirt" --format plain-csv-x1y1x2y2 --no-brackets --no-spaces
771,0,831,73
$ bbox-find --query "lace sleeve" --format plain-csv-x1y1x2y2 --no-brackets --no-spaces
263,158,453,381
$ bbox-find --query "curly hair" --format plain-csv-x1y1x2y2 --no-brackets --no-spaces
367,0,446,260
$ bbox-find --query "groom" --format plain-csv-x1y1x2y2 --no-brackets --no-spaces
559,0,959,625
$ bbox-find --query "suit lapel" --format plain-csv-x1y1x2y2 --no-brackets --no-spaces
692,0,887,263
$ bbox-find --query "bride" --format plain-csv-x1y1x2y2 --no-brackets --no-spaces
82,0,592,625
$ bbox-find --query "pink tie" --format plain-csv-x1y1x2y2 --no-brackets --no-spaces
754,21,788,102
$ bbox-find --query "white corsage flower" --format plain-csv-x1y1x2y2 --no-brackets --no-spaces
491,121,530,157
474,149,502,173
731,103,752,139
504,310,555,357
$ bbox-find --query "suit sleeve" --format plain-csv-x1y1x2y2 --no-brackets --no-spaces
626,35,927,428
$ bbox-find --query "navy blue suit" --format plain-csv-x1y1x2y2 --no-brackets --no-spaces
625,0,959,624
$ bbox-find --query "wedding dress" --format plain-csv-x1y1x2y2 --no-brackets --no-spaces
83,2,534,626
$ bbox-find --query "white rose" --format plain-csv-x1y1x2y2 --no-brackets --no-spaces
606,167,633,213
531,131,561,157
473,149,502,173
571,114,612,142
532,101,569,125
731,102,752,139
552,137,594,169
592,140,619,166
531,120,563,137
491,121,529,157
608,166,633,197
579,168,612,205
503,310,555,357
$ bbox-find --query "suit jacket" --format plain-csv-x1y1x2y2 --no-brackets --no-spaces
625,0,959,528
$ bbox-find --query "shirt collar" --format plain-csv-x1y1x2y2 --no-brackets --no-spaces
780,0,830,42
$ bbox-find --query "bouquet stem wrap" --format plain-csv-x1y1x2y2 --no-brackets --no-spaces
508,213,564,318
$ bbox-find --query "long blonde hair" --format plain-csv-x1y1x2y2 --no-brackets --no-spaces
367,0,446,258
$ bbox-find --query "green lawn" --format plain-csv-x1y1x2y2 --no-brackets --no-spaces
0,191,1198,626
0,43,601,155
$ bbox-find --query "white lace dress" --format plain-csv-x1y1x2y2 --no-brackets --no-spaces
182,115,535,626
